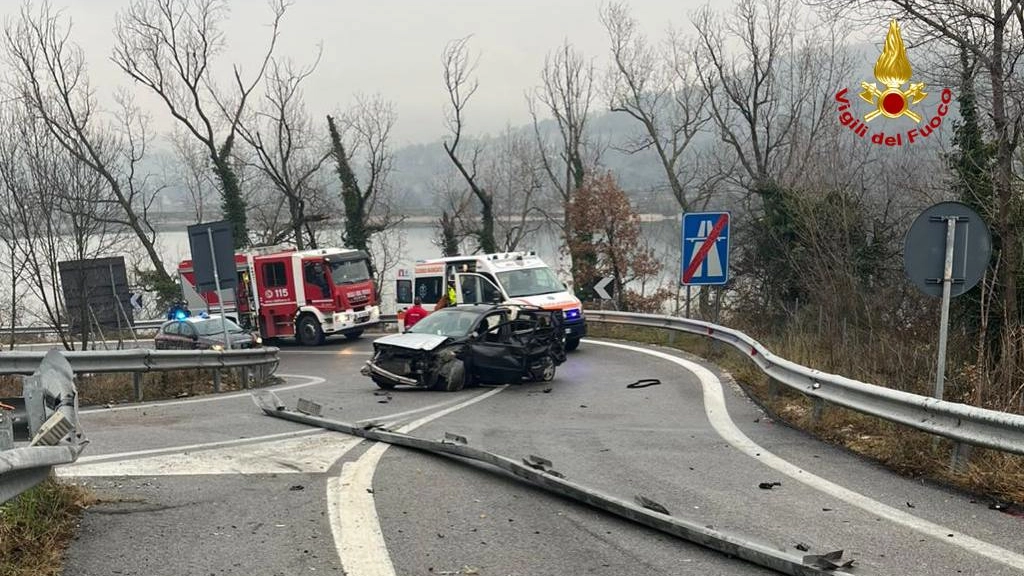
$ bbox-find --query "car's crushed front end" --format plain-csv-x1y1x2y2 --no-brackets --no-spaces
360,333,463,389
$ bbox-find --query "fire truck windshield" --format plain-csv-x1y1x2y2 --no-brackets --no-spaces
330,258,371,285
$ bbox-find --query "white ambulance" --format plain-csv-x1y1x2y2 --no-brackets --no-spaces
395,251,586,351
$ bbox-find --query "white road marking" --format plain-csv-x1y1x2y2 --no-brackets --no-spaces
354,396,471,427
79,374,326,414
59,431,360,476
588,339,1024,572
328,386,507,576
70,429,322,465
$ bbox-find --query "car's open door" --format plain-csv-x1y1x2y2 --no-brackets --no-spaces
467,310,524,383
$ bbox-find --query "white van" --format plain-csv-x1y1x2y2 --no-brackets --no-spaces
396,251,586,351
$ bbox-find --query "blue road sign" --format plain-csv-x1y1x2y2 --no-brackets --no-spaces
681,211,730,286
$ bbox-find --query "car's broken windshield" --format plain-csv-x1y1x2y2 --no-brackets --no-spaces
407,309,480,338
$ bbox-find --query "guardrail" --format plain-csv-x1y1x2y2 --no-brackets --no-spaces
0,347,279,402
1,319,165,337
587,310,1024,463
1,351,87,503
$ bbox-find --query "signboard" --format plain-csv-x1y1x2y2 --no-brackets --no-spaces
681,211,730,286
594,276,614,300
904,201,991,298
58,256,133,331
187,221,237,293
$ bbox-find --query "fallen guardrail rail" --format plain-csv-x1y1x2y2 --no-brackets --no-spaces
253,390,856,575
1,350,87,503
0,347,279,401
587,310,1024,461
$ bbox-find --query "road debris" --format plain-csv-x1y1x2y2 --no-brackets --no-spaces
634,494,671,515
252,389,851,576
626,379,662,389
794,542,810,552
758,481,782,490
803,550,854,570
289,485,305,492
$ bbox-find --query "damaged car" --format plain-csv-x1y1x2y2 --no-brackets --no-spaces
361,304,567,391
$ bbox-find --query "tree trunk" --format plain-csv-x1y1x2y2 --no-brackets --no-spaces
989,4,1020,385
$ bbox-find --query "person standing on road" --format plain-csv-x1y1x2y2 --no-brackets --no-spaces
403,297,429,329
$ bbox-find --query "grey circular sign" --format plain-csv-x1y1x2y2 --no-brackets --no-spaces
904,201,991,298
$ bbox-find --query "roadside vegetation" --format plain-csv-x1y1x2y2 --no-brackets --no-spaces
0,479,94,576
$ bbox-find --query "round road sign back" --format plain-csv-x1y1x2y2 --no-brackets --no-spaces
904,201,991,298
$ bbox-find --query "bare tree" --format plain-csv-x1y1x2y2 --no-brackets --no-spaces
601,2,711,210
442,36,497,254
170,129,218,223
4,3,175,304
328,93,402,275
529,40,598,298
238,55,331,249
112,0,288,248
692,0,849,190
482,127,547,251
0,104,124,350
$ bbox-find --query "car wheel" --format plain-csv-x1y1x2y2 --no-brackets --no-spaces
345,329,364,340
530,357,556,382
371,376,397,390
564,337,580,352
296,315,325,346
436,359,467,392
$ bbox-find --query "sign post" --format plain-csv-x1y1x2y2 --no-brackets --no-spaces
187,221,237,351
904,202,991,400
208,228,230,350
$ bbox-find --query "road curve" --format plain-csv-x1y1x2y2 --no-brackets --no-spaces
55,335,1024,576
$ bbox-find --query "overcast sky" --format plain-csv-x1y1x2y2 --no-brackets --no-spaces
1,0,720,146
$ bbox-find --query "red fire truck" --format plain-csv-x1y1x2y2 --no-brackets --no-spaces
178,246,380,345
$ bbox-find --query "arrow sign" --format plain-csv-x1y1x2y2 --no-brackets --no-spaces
594,276,614,300
130,292,143,312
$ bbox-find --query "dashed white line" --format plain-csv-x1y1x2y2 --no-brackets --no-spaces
588,339,1024,572
328,386,507,576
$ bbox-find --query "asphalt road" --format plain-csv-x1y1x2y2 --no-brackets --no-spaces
55,334,1024,576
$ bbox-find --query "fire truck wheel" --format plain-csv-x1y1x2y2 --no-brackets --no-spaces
344,329,364,340
296,315,325,346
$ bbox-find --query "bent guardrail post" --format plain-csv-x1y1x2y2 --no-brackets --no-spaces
253,391,856,576
586,311,1024,462
0,350,87,504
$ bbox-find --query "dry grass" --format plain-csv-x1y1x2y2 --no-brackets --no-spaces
589,323,1024,505
0,478,95,576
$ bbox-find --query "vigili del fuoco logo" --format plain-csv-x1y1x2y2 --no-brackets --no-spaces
835,20,952,147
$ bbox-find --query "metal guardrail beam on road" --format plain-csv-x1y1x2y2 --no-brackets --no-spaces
587,310,1024,458
1,351,87,504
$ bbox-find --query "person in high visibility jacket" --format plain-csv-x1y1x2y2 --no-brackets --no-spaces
403,297,429,329
436,279,458,309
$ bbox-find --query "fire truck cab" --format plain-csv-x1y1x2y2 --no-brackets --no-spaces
395,251,586,351
179,246,380,346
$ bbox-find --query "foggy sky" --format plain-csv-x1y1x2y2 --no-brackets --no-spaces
1,0,708,146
